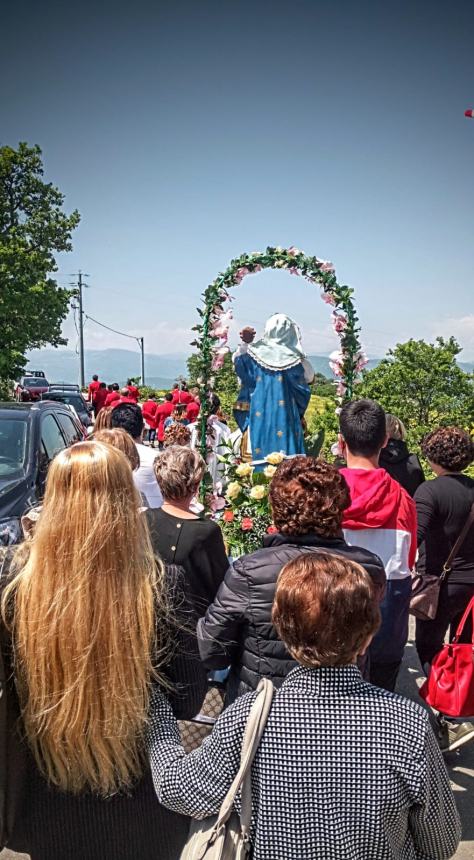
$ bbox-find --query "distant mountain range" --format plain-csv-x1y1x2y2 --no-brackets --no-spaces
26,347,473,388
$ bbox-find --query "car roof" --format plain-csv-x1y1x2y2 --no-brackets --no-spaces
0,401,75,415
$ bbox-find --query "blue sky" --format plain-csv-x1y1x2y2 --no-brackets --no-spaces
2,0,474,363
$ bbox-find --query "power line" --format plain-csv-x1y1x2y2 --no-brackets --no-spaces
84,314,141,343
85,314,146,384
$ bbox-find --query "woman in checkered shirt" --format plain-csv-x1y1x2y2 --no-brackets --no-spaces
148,553,460,860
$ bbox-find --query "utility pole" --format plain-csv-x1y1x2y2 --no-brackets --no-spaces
139,337,145,385
77,271,85,389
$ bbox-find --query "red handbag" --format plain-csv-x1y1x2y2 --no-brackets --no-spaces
420,595,474,717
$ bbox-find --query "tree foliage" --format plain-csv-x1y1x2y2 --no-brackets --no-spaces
187,351,239,424
0,142,80,385
359,337,474,448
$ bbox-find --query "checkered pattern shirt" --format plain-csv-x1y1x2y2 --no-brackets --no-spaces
148,665,460,859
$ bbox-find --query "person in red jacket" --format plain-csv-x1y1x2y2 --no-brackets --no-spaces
186,388,200,424
87,374,101,403
105,383,121,407
142,394,158,447
126,379,140,402
172,383,193,406
155,393,174,448
338,399,417,693
93,382,109,416
118,387,138,404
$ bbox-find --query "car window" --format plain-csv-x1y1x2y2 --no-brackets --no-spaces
0,418,28,478
23,377,49,386
41,413,67,461
56,412,83,445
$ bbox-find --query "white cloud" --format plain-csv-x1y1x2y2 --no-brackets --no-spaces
431,315,474,359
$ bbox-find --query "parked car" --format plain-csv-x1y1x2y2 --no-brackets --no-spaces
0,401,86,546
44,388,93,429
14,375,50,402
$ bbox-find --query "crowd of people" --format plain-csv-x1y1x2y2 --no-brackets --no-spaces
0,378,473,859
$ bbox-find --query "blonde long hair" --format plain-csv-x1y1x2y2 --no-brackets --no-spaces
2,441,168,796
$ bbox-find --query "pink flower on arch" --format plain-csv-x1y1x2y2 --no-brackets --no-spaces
234,266,250,284
329,349,345,377
336,381,347,397
252,264,263,273
321,290,336,307
318,259,335,273
332,311,348,333
288,266,299,275
287,246,302,257
211,345,230,371
355,351,369,372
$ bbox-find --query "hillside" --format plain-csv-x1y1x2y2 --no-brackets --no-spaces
26,347,473,387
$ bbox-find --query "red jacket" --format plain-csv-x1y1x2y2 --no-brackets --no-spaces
105,391,120,407
142,399,158,429
88,380,101,402
172,390,193,405
155,401,174,442
186,400,200,423
118,395,137,405
126,384,140,402
341,467,417,578
93,387,108,412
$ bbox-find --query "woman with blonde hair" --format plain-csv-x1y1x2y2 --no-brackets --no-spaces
93,404,113,431
379,412,425,497
93,426,140,470
1,441,205,860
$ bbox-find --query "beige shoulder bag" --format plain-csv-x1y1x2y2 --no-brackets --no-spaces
180,678,274,860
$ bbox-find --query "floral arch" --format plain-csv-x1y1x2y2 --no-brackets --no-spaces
191,245,367,460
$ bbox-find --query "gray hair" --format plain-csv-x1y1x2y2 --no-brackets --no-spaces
153,446,206,501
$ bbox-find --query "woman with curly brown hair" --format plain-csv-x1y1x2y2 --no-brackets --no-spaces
414,426,474,753
197,456,386,703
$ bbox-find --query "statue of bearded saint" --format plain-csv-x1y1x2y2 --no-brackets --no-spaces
232,314,315,462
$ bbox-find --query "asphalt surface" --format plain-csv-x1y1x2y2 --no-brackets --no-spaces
2,620,473,860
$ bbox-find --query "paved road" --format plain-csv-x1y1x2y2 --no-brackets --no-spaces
2,620,473,859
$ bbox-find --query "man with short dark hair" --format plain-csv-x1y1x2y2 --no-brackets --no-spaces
94,381,108,415
339,399,417,692
111,404,162,508
87,374,101,403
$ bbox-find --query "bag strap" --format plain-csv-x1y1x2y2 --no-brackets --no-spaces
207,678,274,843
452,594,474,643
442,501,474,579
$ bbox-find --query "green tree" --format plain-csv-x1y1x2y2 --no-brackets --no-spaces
0,142,80,386
187,350,239,424
358,337,474,449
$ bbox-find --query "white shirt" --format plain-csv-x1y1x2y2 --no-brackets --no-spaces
134,442,163,508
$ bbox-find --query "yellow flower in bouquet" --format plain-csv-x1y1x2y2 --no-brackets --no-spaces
250,485,267,501
265,452,285,466
235,463,253,478
226,481,242,500
263,465,277,479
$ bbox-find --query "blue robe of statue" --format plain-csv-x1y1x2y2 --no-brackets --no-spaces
234,354,310,459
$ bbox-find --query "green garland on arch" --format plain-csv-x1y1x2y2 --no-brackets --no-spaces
190,245,366,475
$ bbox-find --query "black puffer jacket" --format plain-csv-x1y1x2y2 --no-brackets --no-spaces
379,439,425,498
197,533,386,702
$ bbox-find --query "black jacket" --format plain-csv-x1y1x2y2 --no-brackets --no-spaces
415,474,474,585
379,439,425,498
197,533,386,702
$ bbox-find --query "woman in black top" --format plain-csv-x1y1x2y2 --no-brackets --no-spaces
379,414,425,497
146,446,228,615
414,427,474,751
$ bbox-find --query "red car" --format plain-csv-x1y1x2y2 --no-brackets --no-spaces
15,375,50,402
